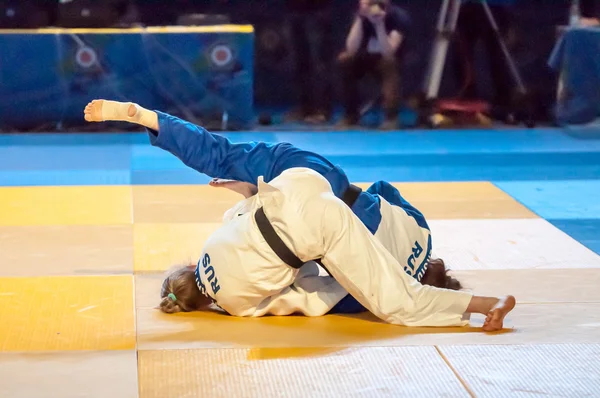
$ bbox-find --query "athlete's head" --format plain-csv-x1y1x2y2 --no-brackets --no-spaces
159,265,210,314
421,258,462,290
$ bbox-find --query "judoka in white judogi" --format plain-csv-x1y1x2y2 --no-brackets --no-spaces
84,99,516,331
196,167,473,326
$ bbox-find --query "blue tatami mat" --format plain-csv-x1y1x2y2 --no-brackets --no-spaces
1,127,599,253
272,128,600,156
0,170,131,186
1,128,599,187
0,142,131,170
132,169,212,185
494,180,600,220
548,219,600,255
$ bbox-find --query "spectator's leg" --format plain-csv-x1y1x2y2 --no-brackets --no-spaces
378,56,401,129
313,7,335,120
454,3,480,99
581,0,598,19
338,53,369,125
483,6,513,115
290,14,316,119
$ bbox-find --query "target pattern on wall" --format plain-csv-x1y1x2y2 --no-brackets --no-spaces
208,44,234,69
75,46,98,69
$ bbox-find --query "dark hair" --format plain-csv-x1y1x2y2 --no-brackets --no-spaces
159,266,207,314
420,258,462,291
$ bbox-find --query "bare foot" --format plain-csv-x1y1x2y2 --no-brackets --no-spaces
84,100,105,122
482,295,516,332
209,178,257,198
84,99,137,122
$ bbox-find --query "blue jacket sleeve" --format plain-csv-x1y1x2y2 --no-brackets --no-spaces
147,111,341,186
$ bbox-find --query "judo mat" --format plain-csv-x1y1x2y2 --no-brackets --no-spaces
1,128,600,397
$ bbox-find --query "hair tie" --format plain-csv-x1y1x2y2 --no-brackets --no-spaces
168,293,177,301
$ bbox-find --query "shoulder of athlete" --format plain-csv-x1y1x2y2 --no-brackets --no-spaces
222,195,260,224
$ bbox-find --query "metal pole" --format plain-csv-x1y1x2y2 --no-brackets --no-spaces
425,0,462,99
480,0,526,93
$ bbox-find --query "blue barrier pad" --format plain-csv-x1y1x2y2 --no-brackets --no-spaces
0,26,254,131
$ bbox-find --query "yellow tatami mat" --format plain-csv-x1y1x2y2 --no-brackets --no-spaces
135,302,600,350
0,351,138,398
356,181,538,219
132,185,241,223
134,270,600,350
0,276,135,351
0,186,132,226
133,223,222,272
1,182,599,397
0,225,133,276
133,182,537,222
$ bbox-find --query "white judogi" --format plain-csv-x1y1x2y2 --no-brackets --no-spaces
196,167,473,326
374,197,431,281
224,184,432,282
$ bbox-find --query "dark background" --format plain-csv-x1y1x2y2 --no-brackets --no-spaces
0,0,583,122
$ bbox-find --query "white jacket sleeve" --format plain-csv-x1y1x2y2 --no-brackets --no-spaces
252,262,349,317
313,193,473,327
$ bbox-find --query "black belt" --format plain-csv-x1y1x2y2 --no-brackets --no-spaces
342,183,362,208
254,184,362,269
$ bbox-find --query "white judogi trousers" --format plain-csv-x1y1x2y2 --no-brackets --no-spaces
197,168,473,327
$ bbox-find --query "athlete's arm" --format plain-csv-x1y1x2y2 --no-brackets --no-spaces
147,111,336,184
85,100,351,198
253,274,349,317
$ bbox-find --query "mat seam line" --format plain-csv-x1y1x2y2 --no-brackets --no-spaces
129,182,137,352
131,183,142,398
435,345,476,398
490,181,545,220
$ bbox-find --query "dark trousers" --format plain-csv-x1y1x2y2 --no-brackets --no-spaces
289,9,334,119
454,3,513,109
339,52,401,122
581,0,598,18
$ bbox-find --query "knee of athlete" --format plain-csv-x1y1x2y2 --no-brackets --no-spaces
420,258,463,291
159,265,207,314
